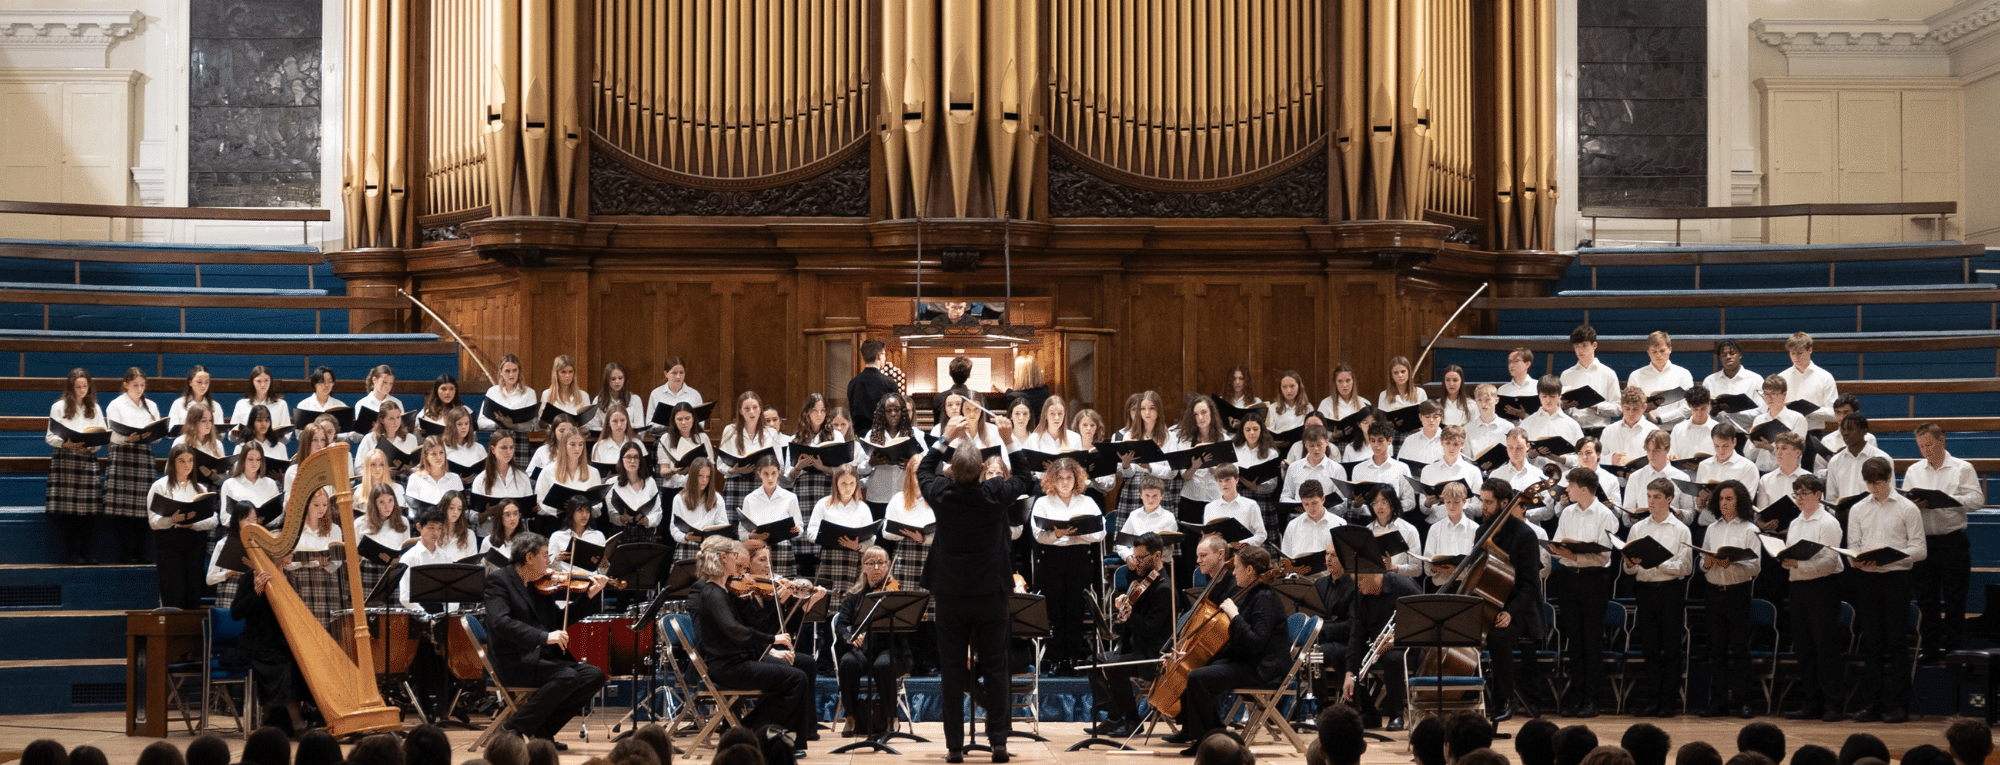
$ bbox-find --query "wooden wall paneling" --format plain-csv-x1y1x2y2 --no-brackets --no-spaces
592,276,668,391
1328,273,1396,390
1124,280,1187,411
1191,282,1253,398
1260,281,1322,396
728,278,795,412
656,280,725,416
519,270,592,390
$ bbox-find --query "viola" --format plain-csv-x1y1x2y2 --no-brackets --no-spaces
531,570,622,594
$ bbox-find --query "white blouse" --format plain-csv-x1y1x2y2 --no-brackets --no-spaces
534,465,603,516
608,480,664,530
219,475,280,527
669,491,731,543
106,395,163,445
881,492,936,542
656,433,714,489
231,398,293,436
548,528,608,573
739,485,804,538
808,497,877,548
147,476,217,531
1032,493,1104,546
405,470,465,509
46,398,108,450
477,385,541,431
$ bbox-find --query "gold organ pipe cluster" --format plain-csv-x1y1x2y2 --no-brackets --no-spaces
424,0,494,219
1490,0,1555,249
343,0,411,248
592,0,870,182
1424,0,1475,221
1048,0,1323,183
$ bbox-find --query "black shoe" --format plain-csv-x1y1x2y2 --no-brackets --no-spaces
1737,703,1755,719
991,745,1010,763
1385,717,1405,732
1785,707,1821,721
1852,707,1882,723
1178,745,1201,757
1096,721,1135,739
1162,730,1194,744
1087,717,1129,736
1883,709,1910,724
795,750,808,760
1630,702,1659,718
547,739,568,752
1488,700,1515,724
946,748,965,763
1574,703,1598,719
1823,709,1846,723
1656,705,1679,719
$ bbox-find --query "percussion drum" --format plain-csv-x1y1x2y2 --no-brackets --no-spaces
331,608,420,675
444,613,484,681
569,614,655,676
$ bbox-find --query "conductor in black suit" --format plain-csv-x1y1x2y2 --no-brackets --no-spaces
918,425,1034,764
481,532,610,746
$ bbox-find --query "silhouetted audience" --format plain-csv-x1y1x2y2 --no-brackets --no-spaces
1737,722,1787,765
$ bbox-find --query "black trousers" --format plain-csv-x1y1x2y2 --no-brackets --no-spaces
1353,648,1407,722
51,514,95,562
1088,650,1158,722
113,516,150,564
1309,642,1350,709
1852,570,1915,712
1179,659,1264,736
1484,619,1532,709
1549,567,1609,703
1631,579,1686,708
837,646,910,723
710,653,809,737
155,527,206,610
1788,576,1845,710
936,592,1012,749
506,659,608,738
1702,582,1752,707
1034,544,1099,666
1913,530,1969,652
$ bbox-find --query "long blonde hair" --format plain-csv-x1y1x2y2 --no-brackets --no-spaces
546,355,585,408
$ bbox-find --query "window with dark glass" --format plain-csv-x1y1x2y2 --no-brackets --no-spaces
1577,0,1706,208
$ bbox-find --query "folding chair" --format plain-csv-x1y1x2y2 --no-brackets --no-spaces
1748,599,1781,713
664,614,763,752
203,607,252,736
1599,601,1633,713
460,616,541,752
163,607,213,735
1223,614,1320,754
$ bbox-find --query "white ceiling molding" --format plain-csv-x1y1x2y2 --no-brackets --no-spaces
1927,0,2000,48
0,9,142,69
1752,19,1950,76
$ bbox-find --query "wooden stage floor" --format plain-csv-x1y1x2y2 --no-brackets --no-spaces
0,710,1970,764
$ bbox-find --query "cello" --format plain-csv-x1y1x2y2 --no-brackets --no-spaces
1146,557,1294,717
1410,479,1559,677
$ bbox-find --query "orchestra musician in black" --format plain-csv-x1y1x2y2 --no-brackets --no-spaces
480,532,610,748
1083,531,1173,738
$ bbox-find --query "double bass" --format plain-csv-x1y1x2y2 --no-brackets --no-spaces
1146,558,1294,717
1411,479,1559,676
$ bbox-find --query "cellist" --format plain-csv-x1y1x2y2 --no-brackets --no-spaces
1156,536,1240,749
1478,478,1549,724
1168,545,1291,757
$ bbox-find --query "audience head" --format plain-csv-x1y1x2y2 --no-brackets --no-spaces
1553,725,1600,765
1580,747,1636,765
1947,718,1994,765
1791,746,1837,765
716,728,762,755
293,731,340,765
1316,703,1368,765
64,746,106,765
1459,751,1512,765
1194,730,1255,765
1904,746,1957,765
1725,754,1776,765
1411,717,1448,765
523,739,558,765
1677,742,1723,765
243,726,291,765
135,742,185,765
1736,722,1785,765
184,737,231,765
24,739,70,765
607,739,661,765
402,725,451,765
346,734,404,765
1838,733,1889,765
711,745,763,765
1516,718,1561,765
631,724,675,765
1443,711,1495,763
483,730,528,765
1620,725,1671,765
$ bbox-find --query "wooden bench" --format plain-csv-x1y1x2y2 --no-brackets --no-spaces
1431,331,2000,355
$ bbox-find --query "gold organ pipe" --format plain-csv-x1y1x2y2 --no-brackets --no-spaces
386,0,407,246
1537,0,1557,248
1492,0,1516,248
1366,0,1396,219
943,0,977,216
1398,0,1429,220
985,0,1019,214
1172,0,1189,178
881,0,907,217
486,0,520,216
640,0,655,162
556,0,580,218
813,0,830,163
1014,0,1038,216
1338,0,1363,219
782,0,797,169
752,0,768,176
362,0,387,244
1513,0,1539,248
520,0,550,216
342,0,360,243
902,0,935,215
719,0,737,176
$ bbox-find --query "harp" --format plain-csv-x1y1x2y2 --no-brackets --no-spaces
240,444,401,737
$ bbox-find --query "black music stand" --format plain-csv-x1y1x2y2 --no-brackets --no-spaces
1272,581,1330,618
967,593,1051,752
828,590,934,755
1394,594,1489,721
658,558,699,600
607,542,672,592
408,564,484,605
611,557,693,744
363,563,408,607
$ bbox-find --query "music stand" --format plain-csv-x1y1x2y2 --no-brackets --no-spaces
828,590,934,755
1394,594,1489,721
364,563,409,607
1272,581,1330,618
409,564,484,605
658,558,699,600
611,556,692,744
967,593,1051,752
607,541,672,590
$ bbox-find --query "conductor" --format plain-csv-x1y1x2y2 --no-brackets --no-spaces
481,531,610,747
919,424,1034,764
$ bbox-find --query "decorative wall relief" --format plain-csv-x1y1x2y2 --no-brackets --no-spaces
189,0,322,207
589,149,870,217
1046,151,1328,219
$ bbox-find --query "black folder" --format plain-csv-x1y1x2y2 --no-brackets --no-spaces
1531,436,1577,457
1013,448,1095,474
607,490,659,523
189,447,230,479
447,459,483,481
1380,405,1420,435
1756,495,1803,527
748,517,800,545
482,399,540,431
1472,443,1510,473
1786,400,1821,417
882,517,936,541
718,447,776,469
1094,439,1167,464
108,415,171,443
1328,408,1375,444
1561,386,1607,411
790,441,856,469
657,441,708,469
49,420,111,448
1748,419,1797,448
1330,526,1401,572
1327,477,1392,504
1605,456,1651,479
1619,535,1675,569
1901,487,1959,510
299,402,357,434
1236,457,1285,485
814,520,879,549
351,405,384,435
149,492,219,524
567,535,612,572
670,516,736,539
1546,538,1613,555
1163,441,1234,471
357,534,417,566
1035,513,1104,536
417,416,448,438
1758,535,1826,562
540,402,597,429
649,400,718,429
1180,517,1254,543
1402,475,1469,501
1213,399,1268,431
226,495,284,526
1645,388,1688,408
1287,550,1329,577
1685,542,1758,562
1269,425,1307,450
858,437,922,465
541,481,611,511
1839,546,1909,566
375,439,419,472
1497,395,1539,421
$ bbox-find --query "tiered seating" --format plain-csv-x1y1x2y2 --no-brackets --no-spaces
0,202,464,712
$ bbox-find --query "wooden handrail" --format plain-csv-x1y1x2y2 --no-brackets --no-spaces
1476,287,2000,311
1579,202,1958,221
0,200,329,223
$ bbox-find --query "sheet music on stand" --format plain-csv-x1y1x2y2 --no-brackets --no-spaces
607,542,672,591
1394,594,1489,720
827,589,936,755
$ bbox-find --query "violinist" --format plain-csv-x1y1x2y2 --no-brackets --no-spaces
738,538,826,746
1342,553,1419,732
1478,478,1548,724
686,536,809,758
1169,545,1289,757
1084,532,1171,739
481,532,609,747
834,546,911,738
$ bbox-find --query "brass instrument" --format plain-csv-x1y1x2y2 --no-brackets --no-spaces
1354,614,1396,679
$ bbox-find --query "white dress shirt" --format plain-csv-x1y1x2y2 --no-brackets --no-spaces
1032,493,1104,546
1669,417,1717,461
1755,466,1813,515
1419,457,1486,521
1464,414,1511,456
739,485,805,536
397,539,467,612
1623,514,1692,582
219,475,280,528
1823,444,1891,503
1279,511,1346,560
1424,514,1479,586
1551,500,1621,568
479,385,541,431
1348,456,1414,513
645,382,704,433
1776,363,1840,417
1702,369,1763,400
1629,363,1695,423
534,465,602,517
1368,518,1424,578
1114,505,1180,561
1598,419,1657,465
1202,495,1267,547
1522,409,1584,447
1901,453,1984,535
1560,361,1622,428
1692,454,1760,525
147,477,218,531
1281,455,1348,503
1845,492,1927,573
1786,508,1845,582
1624,462,1693,522
809,497,880,547
46,399,107,451
106,395,162,445
548,528,608,573
1167,431,1221,503
1745,409,1809,471
1397,430,1443,468
608,480,663,530
1701,518,1762,586
669,492,731,543
406,470,464,509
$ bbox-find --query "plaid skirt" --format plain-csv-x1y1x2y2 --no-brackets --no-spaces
214,573,240,610
816,545,864,591
887,536,934,618
1246,485,1286,549
289,551,347,629
765,540,797,581
46,448,103,517
792,472,831,521
511,438,533,472
103,443,156,519
358,556,392,599
722,475,758,518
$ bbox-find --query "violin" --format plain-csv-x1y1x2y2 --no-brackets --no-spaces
883,576,901,591
726,574,777,597
532,570,621,594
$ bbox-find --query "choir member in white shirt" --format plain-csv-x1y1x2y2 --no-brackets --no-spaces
1780,475,1846,721
406,436,465,514
1397,402,1445,467
234,405,292,477
881,454,938,588
1067,408,1119,498
1822,415,1890,503
808,466,875,596
1904,423,1987,659
1692,422,1759,527
1570,439,1624,520
739,456,806,578
150,444,216,609
1546,467,1620,716
230,366,292,443
590,408,647,477
479,355,542,470
785,394,839,514
219,441,281,529
1417,425,1486,523
353,448,407,517
1232,416,1286,536
353,398,419,480
1267,371,1316,435
169,364,225,432
1745,375,1810,472
1199,464,1266,548
1109,391,1175,537
1377,356,1429,427
1625,431,1693,524
1031,457,1106,670
46,368,106,565
860,394,924,513
1819,395,1878,456
441,409,485,480
1696,480,1761,717
397,510,465,615
1496,348,1540,421
1436,365,1475,428
1628,332,1695,425
471,431,533,535
351,364,399,445
478,499,527,561
416,374,473,438
1777,332,1840,430
436,491,479,561
1755,433,1814,531
1114,476,1180,567
1318,363,1372,424
1600,387,1658,467
657,402,715,503
294,366,349,441
357,483,413,593
548,498,608,575
172,405,229,487
590,362,648,437
1169,395,1228,521
1492,430,1552,521
287,486,346,624
533,427,602,536
1220,364,1263,412
1278,481,1345,561
1364,488,1424,580
1844,457,1926,722
1522,376,1585,462
1348,423,1415,521
1701,340,1761,401
285,421,337,497
668,459,729,562
1669,386,1719,461
1465,384,1512,456
1559,326,1622,430
1623,478,1693,716
606,443,663,538
645,356,704,436
1021,395,1084,455
1280,424,1347,504
719,392,784,510
1422,484,1478,588
540,354,596,428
